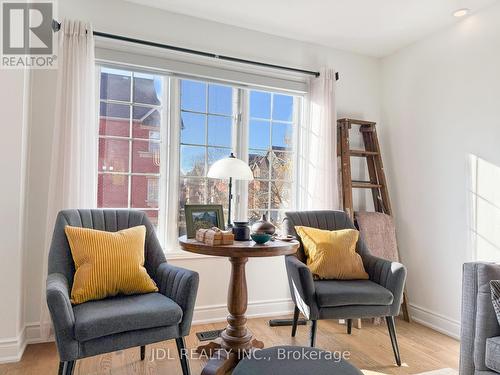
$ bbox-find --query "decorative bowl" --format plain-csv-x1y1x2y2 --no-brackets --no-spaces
250,232,272,244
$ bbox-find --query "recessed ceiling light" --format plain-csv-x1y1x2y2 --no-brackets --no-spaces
453,8,470,17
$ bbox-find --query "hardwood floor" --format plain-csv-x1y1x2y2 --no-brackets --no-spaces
0,316,459,375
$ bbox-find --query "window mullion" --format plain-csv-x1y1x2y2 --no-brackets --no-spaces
234,88,248,221
156,75,169,247
268,93,274,217
165,78,181,249
94,66,101,207
292,96,301,211
204,83,209,204
127,73,134,209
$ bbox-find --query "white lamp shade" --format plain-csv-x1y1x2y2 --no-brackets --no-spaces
207,156,254,181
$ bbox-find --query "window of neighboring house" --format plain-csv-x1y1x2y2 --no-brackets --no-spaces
178,79,235,236
147,178,159,206
248,90,296,227
97,67,164,231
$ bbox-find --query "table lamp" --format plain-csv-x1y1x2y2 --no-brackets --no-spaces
207,153,254,228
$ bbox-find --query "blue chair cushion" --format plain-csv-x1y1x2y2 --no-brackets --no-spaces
314,280,394,307
73,293,183,342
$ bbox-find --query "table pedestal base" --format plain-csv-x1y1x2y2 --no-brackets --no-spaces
175,239,297,375
197,256,265,374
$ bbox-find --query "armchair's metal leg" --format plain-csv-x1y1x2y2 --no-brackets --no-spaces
291,305,300,337
58,362,64,375
347,319,352,334
140,345,145,361
385,316,402,366
309,320,317,347
175,337,191,375
62,361,75,375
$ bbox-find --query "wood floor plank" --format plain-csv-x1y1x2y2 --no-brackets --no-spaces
0,317,459,375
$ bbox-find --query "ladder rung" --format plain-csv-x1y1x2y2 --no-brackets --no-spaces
349,149,379,157
352,181,382,189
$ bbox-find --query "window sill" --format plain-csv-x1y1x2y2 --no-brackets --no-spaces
164,249,224,261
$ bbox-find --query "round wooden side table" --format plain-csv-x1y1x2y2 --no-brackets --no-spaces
178,235,299,375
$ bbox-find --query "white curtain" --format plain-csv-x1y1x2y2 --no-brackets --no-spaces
298,67,339,210
40,20,97,339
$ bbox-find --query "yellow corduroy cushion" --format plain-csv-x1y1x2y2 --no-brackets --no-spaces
65,225,158,304
295,226,369,280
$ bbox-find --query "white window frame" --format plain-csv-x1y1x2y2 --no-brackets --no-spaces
96,62,304,255
96,65,167,244
179,81,237,200
243,90,301,226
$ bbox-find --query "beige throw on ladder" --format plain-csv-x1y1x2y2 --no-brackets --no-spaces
355,211,402,325
355,211,400,262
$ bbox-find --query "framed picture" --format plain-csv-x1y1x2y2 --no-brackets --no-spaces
185,204,225,238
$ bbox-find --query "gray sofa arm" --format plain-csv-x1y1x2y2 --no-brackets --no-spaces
461,262,500,375
46,273,75,347
155,263,199,336
362,253,407,316
285,255,318,320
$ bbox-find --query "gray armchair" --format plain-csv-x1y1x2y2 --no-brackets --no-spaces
46,209,199,375
284,210,407,366
461,262,500,375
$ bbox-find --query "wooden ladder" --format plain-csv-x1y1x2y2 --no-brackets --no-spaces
337,118,411,323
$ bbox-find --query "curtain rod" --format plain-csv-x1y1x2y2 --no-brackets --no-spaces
52,20,339,81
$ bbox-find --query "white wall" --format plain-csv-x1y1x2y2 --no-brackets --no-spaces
12,0,499,361
0,69,30,361
20,0,382,344
381,3,500,338
16,0,500,360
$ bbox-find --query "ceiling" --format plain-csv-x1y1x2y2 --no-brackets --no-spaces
124,0,497,57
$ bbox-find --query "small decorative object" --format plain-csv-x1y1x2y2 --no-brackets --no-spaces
204,228,223,246
250,232,272,244
207,153,254,228
196,227,234,246
195,228,210,243
276,235,296,242
251,214,276,235
185,204,224,238
232,221,251,241
220,230,234,245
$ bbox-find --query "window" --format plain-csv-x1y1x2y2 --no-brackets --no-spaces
97,67,164,230
178,80,235,235
96,65,301,248
177,80,299,234
248,91,296,227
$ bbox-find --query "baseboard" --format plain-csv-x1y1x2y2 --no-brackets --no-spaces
24,322,53,345
192,298,294,325
0,327,26,364
0,323,55,364
409,303,460,339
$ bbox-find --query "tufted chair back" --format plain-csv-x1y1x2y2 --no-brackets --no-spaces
47,209,166,287
284,210,370,263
